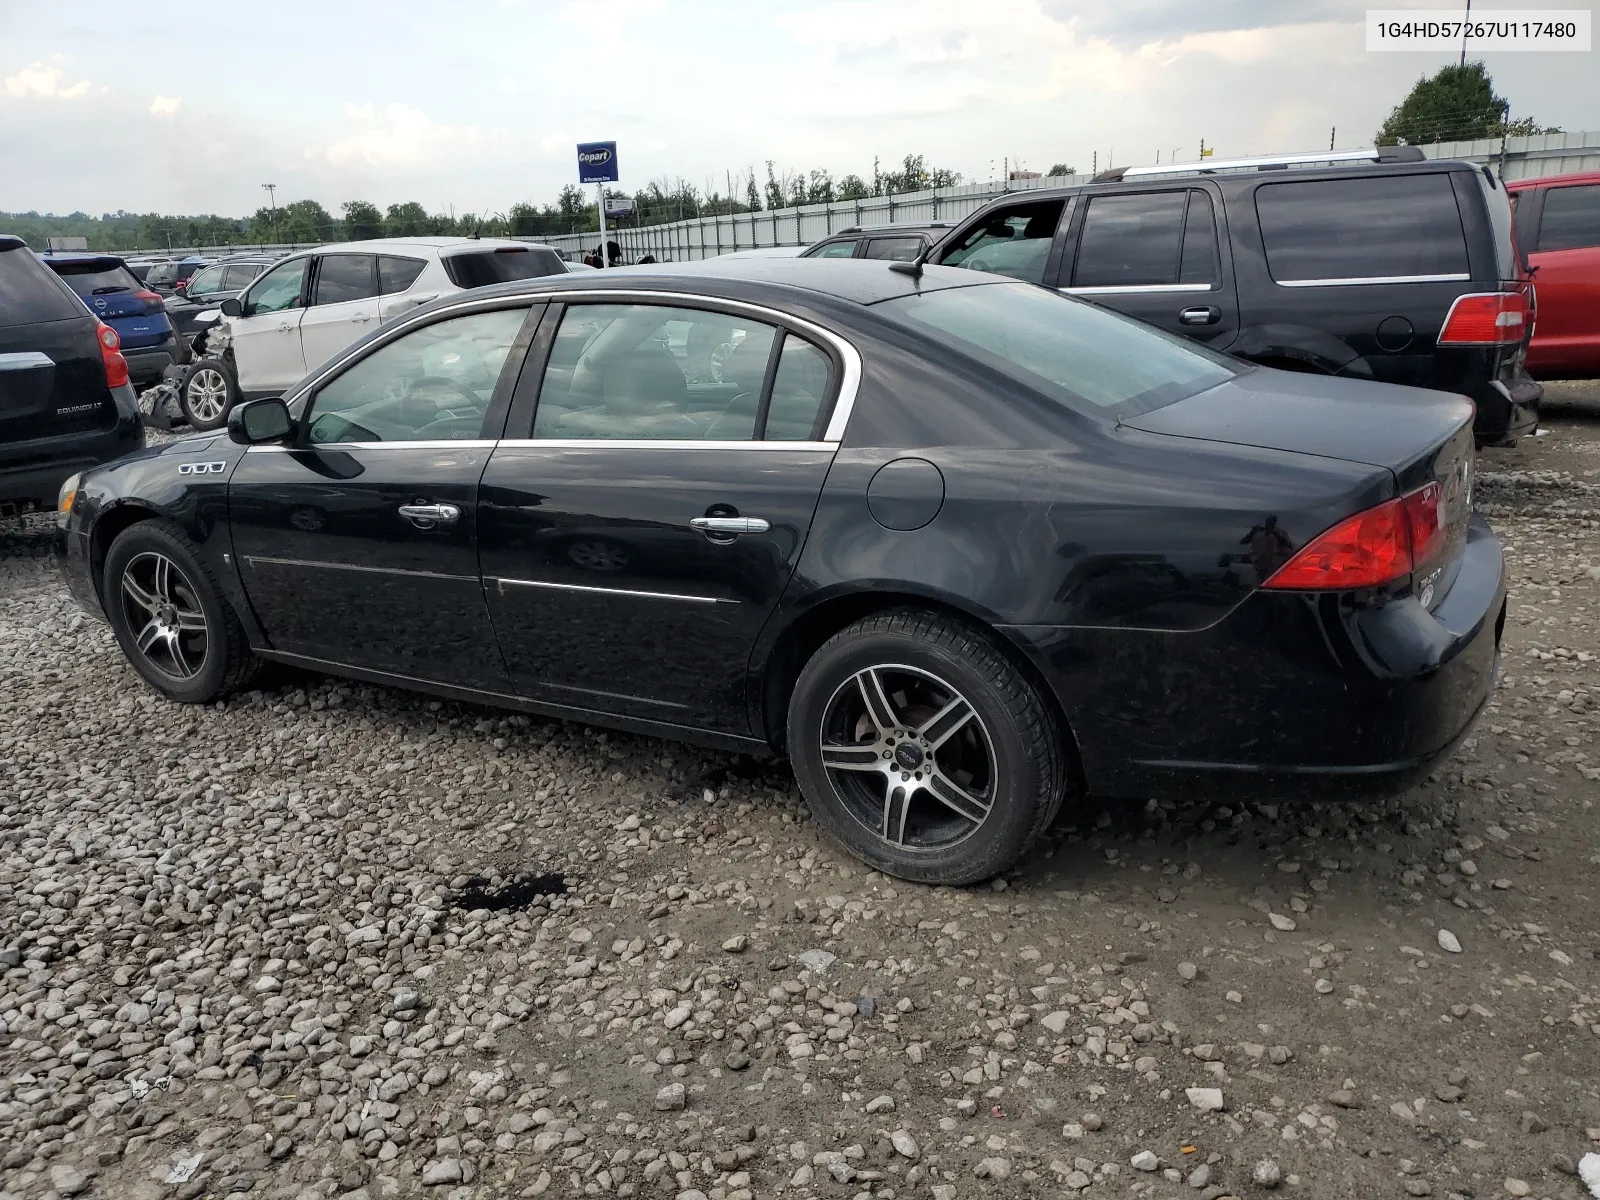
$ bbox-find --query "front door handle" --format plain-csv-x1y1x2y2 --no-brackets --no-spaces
690,516,770,536
350,313,372,323
1179,305,1221,326
398,502,461,529
277,322,296,333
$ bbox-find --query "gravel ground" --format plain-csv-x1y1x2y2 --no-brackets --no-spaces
2,387,1599,1200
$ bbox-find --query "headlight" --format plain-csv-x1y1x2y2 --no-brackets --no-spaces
56,473,81,528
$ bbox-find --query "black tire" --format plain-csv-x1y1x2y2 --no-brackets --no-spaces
103,521,260,703
787,608,1068,886
178,356,237,431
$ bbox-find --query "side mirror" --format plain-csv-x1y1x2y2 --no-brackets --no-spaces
220,297,243,317
228,397,293,445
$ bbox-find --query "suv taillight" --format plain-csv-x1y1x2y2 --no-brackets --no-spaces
1438,291,1527,346
1263,483,1444,591
97,320,130,389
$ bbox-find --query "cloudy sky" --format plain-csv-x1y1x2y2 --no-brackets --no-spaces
1,0,1594,217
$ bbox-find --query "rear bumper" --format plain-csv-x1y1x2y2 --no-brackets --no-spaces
1004,513,1507,801
1470,370,1541,446
0,385,145,509
123,337,179,384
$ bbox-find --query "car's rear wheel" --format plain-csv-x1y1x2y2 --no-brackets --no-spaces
179,357,237,430
103,521,259,703
787,608,1068,885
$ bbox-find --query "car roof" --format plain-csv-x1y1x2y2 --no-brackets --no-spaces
1506,170,1600,188
476,257,1002,308
299,236,555,255
38,252,127,267
824,222,951,237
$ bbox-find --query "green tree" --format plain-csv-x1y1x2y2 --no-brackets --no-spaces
342,200,384,240
1375,61,1558,145
557,185,589,232
508,202,543,237
1504,116,1564,136
274,200,336,243
384,201,432,237
1048,163,1075,176
836,174,870,201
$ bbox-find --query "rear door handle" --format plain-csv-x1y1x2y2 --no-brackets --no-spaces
690,516,770,536
350,313,372,323
277,322,296,333
1179,306,1221,326
398,502,461,529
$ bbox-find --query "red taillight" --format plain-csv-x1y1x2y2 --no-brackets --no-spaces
1438,291,1526,346
174,278,189,291
135,289,162,303
97,320,130,389
1263,483,1444,591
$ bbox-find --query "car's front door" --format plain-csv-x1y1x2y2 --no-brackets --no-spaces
935,195,1074,287
227,301,539,687
299,254,382,372
478,298,847,733
1059,185,1239,347
230,256,311,395
1526,182,1600,374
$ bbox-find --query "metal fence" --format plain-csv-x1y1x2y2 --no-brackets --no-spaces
127,130,1600,263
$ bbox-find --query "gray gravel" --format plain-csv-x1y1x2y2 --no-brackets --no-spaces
2,391,1599,1199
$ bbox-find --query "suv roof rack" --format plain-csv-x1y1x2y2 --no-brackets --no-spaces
1092,145,1426,184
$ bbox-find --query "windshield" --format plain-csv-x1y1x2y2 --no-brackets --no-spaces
51,261,141,296
145,263,179,286
443,248,568,288
880,281,1241,419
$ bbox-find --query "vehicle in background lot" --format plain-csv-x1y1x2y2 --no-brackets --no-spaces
124,257,172,284
59,259,1503,885
1508,171,1600,378
935,148,1540,446
0,236,143,515
802,222,953,262
164,256,276,342
176,237,573,431
40,252,183,386
145,255,215,296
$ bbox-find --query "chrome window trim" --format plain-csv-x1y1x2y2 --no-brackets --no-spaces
243,555,476,582
495,439,836,452
281,287,864,445
1059,283,1214,296
245,440,499,452
1274,273,1471,288
488,575,735,606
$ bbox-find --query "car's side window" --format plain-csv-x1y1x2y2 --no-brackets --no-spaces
243,258,309,316
533,304,784,441
312,255,379,306
302,307,528,445
186,265,227,296
378,255,428,295
863,237,923,261
1178,191,1219,284
812,240,858,259
223,264,261,290
939,199,1066,284
1073,191,1190,288
763,336,832,440
1537,184,1600,251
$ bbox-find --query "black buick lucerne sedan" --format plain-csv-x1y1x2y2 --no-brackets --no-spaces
56,259,1504,885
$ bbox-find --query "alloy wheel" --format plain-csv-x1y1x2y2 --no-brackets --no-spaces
818,663,998,851
186,368,229,423
119,552,208,680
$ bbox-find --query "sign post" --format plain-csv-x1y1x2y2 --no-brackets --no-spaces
577,140,619,266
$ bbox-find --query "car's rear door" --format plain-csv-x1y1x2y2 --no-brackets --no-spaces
298,254,382,373
1059,183,1239,347
0,243,112,451
478,296,851,734
227,301,541,688
1524,181,1600,374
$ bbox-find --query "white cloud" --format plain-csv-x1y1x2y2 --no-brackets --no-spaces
314,102,481,168
4,61,91,100
149,94,182,118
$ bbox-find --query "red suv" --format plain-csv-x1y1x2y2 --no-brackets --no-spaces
1508,172,1600,378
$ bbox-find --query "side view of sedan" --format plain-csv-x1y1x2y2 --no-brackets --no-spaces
56,260,1505,885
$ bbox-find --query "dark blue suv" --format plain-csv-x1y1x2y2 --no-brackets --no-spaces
41,252,182,386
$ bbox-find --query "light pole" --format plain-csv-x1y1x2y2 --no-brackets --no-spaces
261,183,277,244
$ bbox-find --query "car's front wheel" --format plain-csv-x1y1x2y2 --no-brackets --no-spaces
787,609,1068,885
103,521,259,703
178,357,237,430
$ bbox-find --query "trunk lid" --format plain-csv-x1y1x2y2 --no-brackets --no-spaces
1124,367,1477,601
0,315,115,442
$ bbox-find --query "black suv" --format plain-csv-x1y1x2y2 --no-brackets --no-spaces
0,236,144,516
932,148,1539,444
803,222,953,262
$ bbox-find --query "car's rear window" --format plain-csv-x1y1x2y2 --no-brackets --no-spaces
50,261,141,296
0,246,83,325
443,247,567,289
1255,173,1470,283
880,281,1239,418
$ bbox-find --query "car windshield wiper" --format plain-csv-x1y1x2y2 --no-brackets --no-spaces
91,286,132,295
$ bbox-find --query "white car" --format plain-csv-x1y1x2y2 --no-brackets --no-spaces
177,237,570,429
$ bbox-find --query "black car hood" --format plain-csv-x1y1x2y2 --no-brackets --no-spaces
1122,367,1474,473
